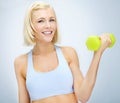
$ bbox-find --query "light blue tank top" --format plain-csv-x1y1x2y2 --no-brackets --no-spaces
26,46,74,101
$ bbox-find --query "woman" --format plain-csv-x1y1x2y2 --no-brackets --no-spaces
14,1,112,103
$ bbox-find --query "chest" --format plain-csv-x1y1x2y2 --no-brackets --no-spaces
33,52,58,72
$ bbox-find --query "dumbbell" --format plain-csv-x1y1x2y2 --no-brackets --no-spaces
86,34,116,51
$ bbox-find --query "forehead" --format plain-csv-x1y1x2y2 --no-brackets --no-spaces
32,8,56,20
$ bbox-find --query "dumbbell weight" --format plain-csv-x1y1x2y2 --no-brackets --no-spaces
86,34,116,51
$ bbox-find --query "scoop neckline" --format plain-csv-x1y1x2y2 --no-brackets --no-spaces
31,46,60,74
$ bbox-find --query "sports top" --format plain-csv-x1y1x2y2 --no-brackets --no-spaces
26,46,74,101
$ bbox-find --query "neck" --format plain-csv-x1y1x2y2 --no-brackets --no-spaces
32,43,55,55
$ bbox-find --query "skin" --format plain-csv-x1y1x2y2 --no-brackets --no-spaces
14,7,112,103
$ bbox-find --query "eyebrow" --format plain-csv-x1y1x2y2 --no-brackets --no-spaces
37,17,56,20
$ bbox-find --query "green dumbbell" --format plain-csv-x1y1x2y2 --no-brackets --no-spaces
86,34,116,51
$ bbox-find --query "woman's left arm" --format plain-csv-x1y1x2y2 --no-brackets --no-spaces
69,33,112,103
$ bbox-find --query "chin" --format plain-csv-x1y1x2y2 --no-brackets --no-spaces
45,39,53,43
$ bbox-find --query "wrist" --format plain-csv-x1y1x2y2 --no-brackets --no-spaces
94,50,103,57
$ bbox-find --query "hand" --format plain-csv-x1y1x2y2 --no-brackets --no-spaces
96,33,112,53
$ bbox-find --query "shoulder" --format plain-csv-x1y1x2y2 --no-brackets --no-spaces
59,46,78,63
61,46,77,56
14,54,28,68
14,53,28,77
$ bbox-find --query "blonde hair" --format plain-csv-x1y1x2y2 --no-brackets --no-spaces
23,1,59,46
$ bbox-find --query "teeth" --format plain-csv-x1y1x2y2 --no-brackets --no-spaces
42,31,52,35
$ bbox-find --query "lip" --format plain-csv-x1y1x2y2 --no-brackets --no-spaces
42,31,53,35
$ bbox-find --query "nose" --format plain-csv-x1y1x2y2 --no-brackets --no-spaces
45,21,51,28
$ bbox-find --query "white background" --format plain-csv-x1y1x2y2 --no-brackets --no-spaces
0,0,120,103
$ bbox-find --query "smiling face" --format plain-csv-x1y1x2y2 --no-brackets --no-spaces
32,8,57,44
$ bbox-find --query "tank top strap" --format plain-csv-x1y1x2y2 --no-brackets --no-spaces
55,45,67,66
27,50,33,72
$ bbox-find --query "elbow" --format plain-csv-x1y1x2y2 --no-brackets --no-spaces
78,88,93,103
78,96,89,103
76,92,91,103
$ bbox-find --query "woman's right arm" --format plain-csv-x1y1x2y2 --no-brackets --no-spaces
14,55,30,103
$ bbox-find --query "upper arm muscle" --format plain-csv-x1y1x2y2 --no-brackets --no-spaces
62,47,83,81
62,47,84,99
14,55,30,103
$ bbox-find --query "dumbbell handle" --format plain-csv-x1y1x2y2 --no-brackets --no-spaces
86,34,116,51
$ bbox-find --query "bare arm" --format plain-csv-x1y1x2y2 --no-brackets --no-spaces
67,33,112,103
14,55,30,103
